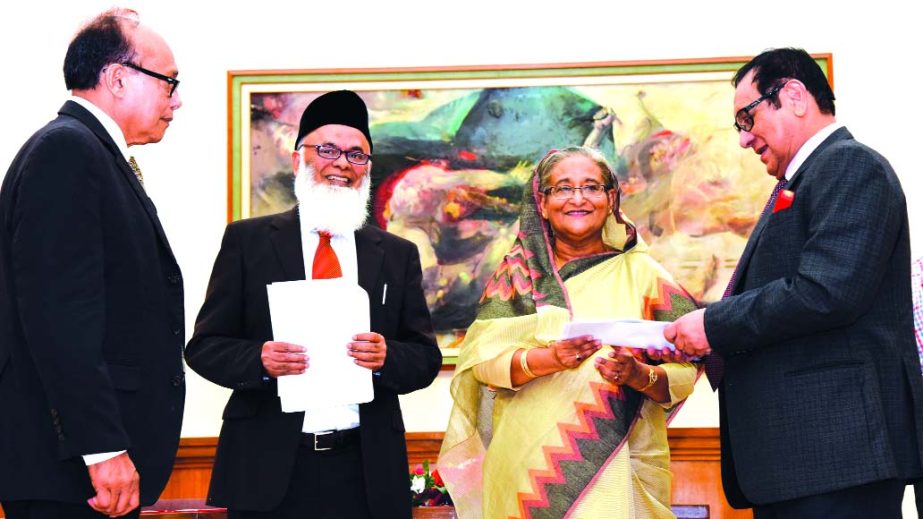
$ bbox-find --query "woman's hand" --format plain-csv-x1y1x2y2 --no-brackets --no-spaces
511,336,601,386
597,347,671,402
595,346,642,385
645,346,695,363
551,335,601,369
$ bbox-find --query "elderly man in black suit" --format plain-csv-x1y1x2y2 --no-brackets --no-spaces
185,90,442,519
666,48,923,518
0,8,185,519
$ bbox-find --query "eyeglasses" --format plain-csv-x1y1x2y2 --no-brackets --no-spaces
734,81,787,133
299,143,371,165
542,184,610,200
123,62,180,97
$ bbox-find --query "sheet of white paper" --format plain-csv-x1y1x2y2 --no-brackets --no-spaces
561,319,675,350
267,279,373,412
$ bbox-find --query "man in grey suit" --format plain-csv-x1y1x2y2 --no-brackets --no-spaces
666,48,923,517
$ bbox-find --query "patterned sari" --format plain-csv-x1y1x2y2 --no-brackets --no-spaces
439,169,700,519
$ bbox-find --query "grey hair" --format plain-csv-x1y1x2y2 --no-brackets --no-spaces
535,146,617,193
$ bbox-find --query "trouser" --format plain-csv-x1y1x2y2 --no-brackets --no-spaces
752,478,905,519
229,431,373,519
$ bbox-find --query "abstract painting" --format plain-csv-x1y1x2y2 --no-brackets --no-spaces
228,57,833,360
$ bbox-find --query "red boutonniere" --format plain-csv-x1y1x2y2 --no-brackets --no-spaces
773,189,795,213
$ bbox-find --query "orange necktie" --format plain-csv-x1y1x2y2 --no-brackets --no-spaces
312,231,342,279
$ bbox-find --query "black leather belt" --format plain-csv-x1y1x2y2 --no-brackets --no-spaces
300,428,360,451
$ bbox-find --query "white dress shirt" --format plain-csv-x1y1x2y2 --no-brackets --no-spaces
297,218,361,433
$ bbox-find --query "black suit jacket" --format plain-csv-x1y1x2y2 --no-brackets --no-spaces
705,127,923,506
185,208,441,517
0,101,186,505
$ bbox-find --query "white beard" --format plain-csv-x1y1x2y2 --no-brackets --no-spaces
293,162,371,236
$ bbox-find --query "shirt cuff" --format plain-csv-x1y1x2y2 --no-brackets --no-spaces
83,450,126,466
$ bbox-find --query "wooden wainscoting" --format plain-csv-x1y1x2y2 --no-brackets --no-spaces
158,437,221,501
0,428,749,519
159,428,749,519
667,428,750,519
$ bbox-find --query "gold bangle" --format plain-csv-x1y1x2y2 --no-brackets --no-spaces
519,349,537,379
638,366,658,392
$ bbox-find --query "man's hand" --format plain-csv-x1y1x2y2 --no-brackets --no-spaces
348,332,387,371
86,452,139,517
261,341,308,378
663,308,712,358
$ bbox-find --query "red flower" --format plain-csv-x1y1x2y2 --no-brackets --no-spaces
410,460,453,507
773,189,794,213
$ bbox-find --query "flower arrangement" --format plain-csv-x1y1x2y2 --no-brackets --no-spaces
409,460,453,507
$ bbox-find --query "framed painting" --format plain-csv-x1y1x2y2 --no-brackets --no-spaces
228,56,833,365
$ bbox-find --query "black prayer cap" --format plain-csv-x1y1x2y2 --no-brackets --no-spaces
294,90,372,151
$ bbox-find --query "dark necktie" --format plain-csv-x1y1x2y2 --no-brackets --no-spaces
705,178,788,390
312,231,342,279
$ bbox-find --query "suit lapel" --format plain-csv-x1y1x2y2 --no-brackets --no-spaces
59,101,177,264
730,127,853,294
732,194,775,291
270,208,306,281
272,211,382,288
355,227,384,297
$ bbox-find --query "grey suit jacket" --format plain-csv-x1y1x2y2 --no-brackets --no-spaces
704,127,923,506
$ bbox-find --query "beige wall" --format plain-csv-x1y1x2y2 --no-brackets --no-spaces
1,0,919,439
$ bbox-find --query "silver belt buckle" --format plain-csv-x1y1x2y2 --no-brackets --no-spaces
313,431,333,451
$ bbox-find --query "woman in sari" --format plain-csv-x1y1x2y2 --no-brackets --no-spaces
439,147,700,519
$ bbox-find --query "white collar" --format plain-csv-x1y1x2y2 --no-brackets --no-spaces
783,121,843,181
69,96,131,161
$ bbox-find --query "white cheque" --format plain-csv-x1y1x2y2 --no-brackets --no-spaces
267,278,374,412
562,319,675,351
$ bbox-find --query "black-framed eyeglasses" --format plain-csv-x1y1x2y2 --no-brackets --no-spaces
734,81,787,133
123,62,180,97
299,143,371,165
542,184,611,200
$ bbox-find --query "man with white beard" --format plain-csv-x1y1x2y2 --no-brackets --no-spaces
185,90,441,519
